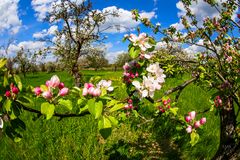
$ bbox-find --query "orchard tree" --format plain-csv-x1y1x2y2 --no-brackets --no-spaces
46,0,117,86
131,0,240,159
84,47,109,71
114,52,131,67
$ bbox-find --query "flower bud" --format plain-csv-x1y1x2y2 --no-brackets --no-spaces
34,87,42,96
59,87,69,96
194,121,201,128
93,88,101,97
185,116,191,123
58,82,65,89
49,75,60,88
12,86,19,94
186,125,192,133
128,104,133,109
42,91,53,100
189,111,196,120
5,91,11,97
82,87,88,96
128,99,133,104
46,80,50,87
200,117,206,125
124,104,129,110
163,100,168,105
88,87,95,95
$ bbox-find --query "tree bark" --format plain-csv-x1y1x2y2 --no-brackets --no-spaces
72,64,81,87
212,96,240,160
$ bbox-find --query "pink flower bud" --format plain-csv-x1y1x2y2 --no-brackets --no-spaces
186,125,192,133
128,104,133,109
189,111,196,120
5,91,11,97
93,88,101,97
88,87,95,95
194,121,201,128
185,116,191,123
135,72,139,77
124,104,129,110
59,87,69,96
34,87,42,96
58,82,65,89
167,99,171,103
128,99,133,104
46,80,50,87
48,75,60,88
123,63,130,70
200,117,206,125
12,86,19,94
163,100,168,105
82,87,88,96
42,91,53,100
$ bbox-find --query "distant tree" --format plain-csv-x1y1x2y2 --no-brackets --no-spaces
45,0,117,86
84,47,109,71
114,53,131,67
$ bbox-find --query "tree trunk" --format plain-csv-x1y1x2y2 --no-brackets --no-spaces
212,96,240,160
72,64,81,87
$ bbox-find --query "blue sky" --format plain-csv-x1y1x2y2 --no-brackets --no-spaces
0,0,236,62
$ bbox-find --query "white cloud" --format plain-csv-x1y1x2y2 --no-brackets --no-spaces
33,25,58,38
106,50,125,64
31,0,84,21
0,0,22,34
100,6,156,33
172,0,237,30
184,39,206,56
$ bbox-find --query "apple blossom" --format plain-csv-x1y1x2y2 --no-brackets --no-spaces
48,75,60,88
200,117,207,125
59,87,69,96
194,121,201,128
93,88,101,97
58,82,65,89
185,116,191,123
12,86,19,94
0,118,3,129
82,87,88,96
188,111,196,120
34,87,42,96
186,125,192,133
42,91,53,100
5,91,11,97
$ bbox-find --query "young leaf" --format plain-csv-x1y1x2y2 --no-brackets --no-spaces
87,99,96,116
13,75,22,91
129,46,140,59
3,99,12,112
108,116,118,126
41,102,55,120
190,132,200,146
109,103,124,112
58,99,73,110
95,101,103,119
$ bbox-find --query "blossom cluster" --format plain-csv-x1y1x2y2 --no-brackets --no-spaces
214,96,223,107
123,61,140,84
5,83,19,99
158,98,171,113
185,111,206,133
34,75,69,100
132,63,166,98
82,80,113,97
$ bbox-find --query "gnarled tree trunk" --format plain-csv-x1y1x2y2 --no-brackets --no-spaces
212,97,240,160
72,64,82,87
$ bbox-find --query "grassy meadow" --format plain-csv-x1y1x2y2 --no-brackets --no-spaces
0,70,220,160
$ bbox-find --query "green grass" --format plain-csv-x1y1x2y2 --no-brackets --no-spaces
0,70,220,160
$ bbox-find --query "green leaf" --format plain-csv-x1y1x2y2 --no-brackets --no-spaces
13,75,22,91
3,99,12,112
169,107,179,116
109,103,124,112
87,99,95,115
108,116,118,126
41,102,55,120
99,128,112,139
3,72,8,87
107,100,119,107
95,101,103,119
0,59,7,69
190,132,199,146
129,46,140,59
58,99,72,110
17,96,34,108
101,88,107,97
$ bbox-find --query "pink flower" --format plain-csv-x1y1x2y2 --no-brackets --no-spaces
185,116,191,123
200,117,206,125
226,56,232,63
186,125,192,133
189,111,196,120
128,104,133,109
59,87,69,96
82,87,88,96
12,86,19,94
163,100,168,105
88,87,95,95
128,99,133,104
93,88,101,97
46,80,50,87
194,121,201,128
84,83,94,89
58,82,65,89
34,87,42,96
5,91,11,97
48,75,60,88
42,91,53,100
124,104,129,110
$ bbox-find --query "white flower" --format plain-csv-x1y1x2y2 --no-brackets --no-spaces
146,63,159,74
141,90,148,98
0,118,3,129
132,81,142,90
128,33,152,52
97,80,114,92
